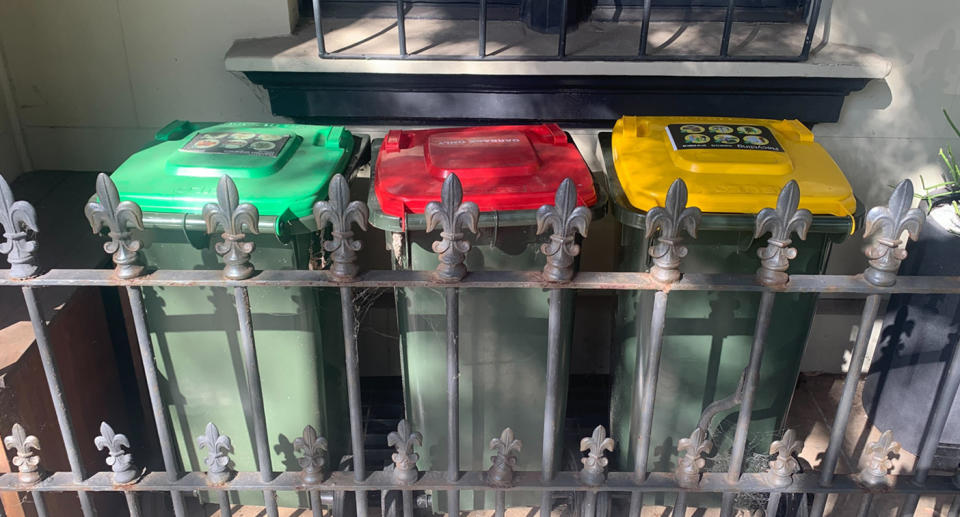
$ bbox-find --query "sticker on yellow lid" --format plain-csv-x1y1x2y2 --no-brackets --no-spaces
666,123,783,152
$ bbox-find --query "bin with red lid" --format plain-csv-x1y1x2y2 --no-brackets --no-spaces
368,124,604,513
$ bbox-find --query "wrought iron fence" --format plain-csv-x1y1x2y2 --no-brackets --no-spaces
0,168,958,517
309,0,823,61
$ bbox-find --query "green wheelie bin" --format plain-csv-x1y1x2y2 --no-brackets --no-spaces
601,116,858,508
368,124,605,513
108,120,360,508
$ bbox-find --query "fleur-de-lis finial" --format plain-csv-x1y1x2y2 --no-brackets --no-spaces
675,427,712,488
85,173,144,279
754,181,812,287
0,176,38,279
294,425,329,484
424,174,479,282
536,178,592,282
764,429,803,488
579,425,615,486
863,180,925,287
202,175,260,280
197,422,232,484
94,422,138,484
646,179,701,283
857,430,900,487
487,427,522,488
3,423,40,484
387,419,422,484
314,174,368,280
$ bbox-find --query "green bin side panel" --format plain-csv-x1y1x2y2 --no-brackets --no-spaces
396,226,571,512
140,229,348,508
610,225,831,479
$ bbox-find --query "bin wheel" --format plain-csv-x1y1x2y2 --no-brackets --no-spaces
332,490,358,517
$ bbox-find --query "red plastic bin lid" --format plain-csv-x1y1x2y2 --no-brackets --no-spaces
374,124,598,217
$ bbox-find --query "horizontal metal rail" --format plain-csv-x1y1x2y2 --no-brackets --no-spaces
3,471,958,495
3,269,960,294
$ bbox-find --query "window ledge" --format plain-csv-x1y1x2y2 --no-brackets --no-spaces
225,24,890,80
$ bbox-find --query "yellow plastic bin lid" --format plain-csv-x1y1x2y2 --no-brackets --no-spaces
611,116,856,219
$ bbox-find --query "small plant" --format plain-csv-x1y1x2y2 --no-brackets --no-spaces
916,109,960,219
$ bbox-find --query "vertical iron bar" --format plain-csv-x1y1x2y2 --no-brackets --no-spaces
809,295,882,517
124,492,141,517
218,491,231,516
674,491,688,517
232,286,279,517
311,0,326,55
402,490,414,517
627,294,648,517
900,330,960,517
446,287,461,516
799,0,822,59
628,492,641,517
583,491,597,517
721,290,776,517
637,0,652,55
765,492,781,517
496,491,506,517
396,0,407,55
719,0,735,56
635,290,669,479
33,492,49,517
125,287,187,517
855,493,873,517
340,286,369,517
948,494,960,517
310,490,321,516
21,286,96,517
541,288,565,517
720,492,736,517
478,0,487,56
557,0,569,57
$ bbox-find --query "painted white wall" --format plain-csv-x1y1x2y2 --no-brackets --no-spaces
798,0,960,373
0,0,297,172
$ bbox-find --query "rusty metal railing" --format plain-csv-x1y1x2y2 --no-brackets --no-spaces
0,170,957,517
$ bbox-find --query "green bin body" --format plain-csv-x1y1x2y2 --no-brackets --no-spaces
367,128,605,513
110,121,356,508
599,132,856,505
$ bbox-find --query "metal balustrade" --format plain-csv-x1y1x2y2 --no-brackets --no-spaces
0,170,957,517
309,0,823,61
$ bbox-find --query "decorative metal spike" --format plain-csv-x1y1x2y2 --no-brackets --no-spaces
424,174,479,282
197,422,233,485
862,180,925,287
579,425,614,486
675,428,712,488
764,429,803,488
202,175,260,280
294,425,328,484
754,181,812,287
645,178,702,284
487,427,522,488
387,419,422,484
314,174,369,280
0,175,38,279
536,178,592,282
94,422,138,484
85,173,144,279
857,430,900,488
3,423,40,484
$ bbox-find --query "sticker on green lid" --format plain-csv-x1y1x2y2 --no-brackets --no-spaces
180,132,291,157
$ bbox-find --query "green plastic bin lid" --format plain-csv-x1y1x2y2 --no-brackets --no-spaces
111,120,354,224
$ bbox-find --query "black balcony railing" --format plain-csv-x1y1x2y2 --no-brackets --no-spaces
308,0,823,61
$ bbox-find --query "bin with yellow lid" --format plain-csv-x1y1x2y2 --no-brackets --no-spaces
600,117,860,498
